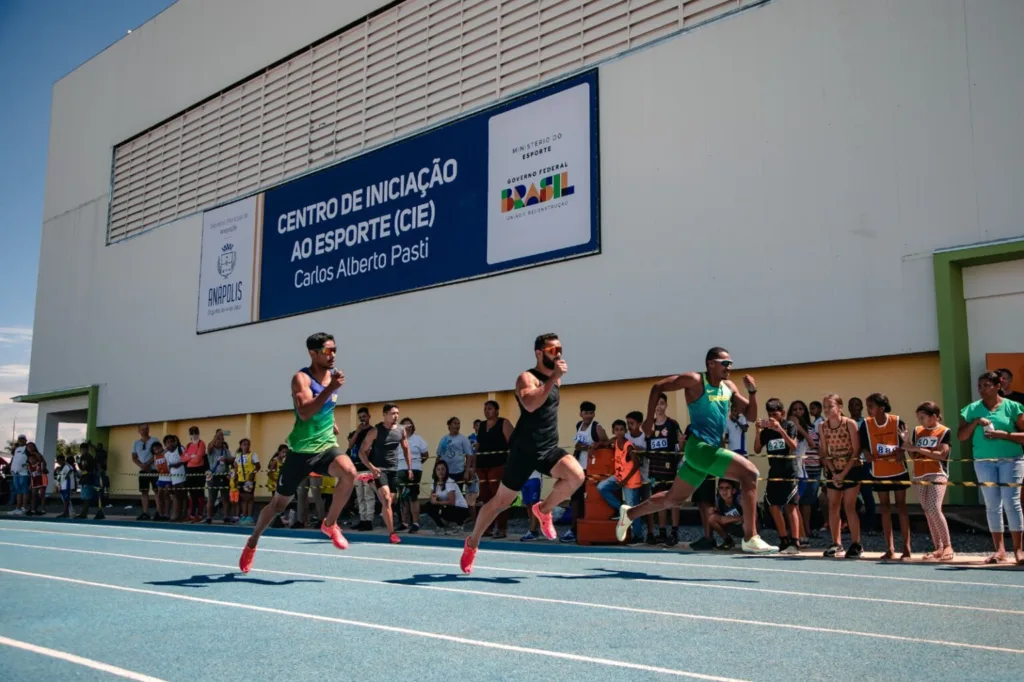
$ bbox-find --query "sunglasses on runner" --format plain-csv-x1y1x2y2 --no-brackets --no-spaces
317,346,337,355
542,345,563,356
712,359,733,368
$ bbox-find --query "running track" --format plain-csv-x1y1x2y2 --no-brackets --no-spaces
0,520,1021,681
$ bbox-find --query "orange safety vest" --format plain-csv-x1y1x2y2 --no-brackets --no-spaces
911,424,950,477
865,414,906,478
613,440,642,489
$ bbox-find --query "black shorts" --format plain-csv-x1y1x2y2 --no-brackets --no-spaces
825,465,865,491
871,469,911,490
277,447,342,497
692,476,717,505
138,472,157,493
374,470,399,492
501,446,569,492
766,480,799,506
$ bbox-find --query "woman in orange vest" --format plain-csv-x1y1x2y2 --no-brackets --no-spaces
860,393,910,560
903,401,954,560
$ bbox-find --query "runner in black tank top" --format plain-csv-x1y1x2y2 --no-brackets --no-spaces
460,333,586,573
476,400,514,538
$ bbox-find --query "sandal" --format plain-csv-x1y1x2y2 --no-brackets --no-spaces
880,551,895,561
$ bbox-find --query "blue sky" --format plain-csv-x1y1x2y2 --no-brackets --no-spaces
0,0,175,442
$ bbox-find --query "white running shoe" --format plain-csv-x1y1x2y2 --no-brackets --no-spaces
614,505,632,542
741,535,779,554
780,544,801,555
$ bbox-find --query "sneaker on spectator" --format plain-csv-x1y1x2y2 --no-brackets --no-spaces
136,513,151,521
520,531,537,542
645,532,659,546
689,536,716,551
844,542,864,559
94,511,105,521
716,536,735,551
742,535,779,554
628,535,645,546
409,523,420,534
666,530,680,547
396,523,409,532
559,530,576,543
780,542,801,556
824,543,844,557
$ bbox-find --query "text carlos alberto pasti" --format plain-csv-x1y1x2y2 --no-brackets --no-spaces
277,158,457,289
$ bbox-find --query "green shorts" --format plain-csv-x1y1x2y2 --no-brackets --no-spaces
677,438,735,487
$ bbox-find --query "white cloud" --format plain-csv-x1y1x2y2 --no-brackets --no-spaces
0,327,32,345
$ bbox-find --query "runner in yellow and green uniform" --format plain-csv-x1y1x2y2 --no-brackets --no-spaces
616,346,779,554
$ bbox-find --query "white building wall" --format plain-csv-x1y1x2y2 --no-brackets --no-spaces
964,259,1024,398
30,0,1024,426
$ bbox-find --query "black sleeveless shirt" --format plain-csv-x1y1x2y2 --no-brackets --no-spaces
372,422,404,471
510,368,560,455
476,418,509,468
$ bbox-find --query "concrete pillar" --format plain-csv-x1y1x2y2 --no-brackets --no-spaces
36,411,60,494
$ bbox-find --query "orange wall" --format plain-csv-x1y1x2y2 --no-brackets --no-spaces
106,353,941,501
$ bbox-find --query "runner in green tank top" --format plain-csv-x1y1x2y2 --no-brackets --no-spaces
239,332,360,573
616,346,779,554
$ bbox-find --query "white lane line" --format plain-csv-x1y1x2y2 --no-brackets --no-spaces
1,532,1019,616
4,541,1023,655
4,522,1014,591
0,635,166,682
0,567,744,681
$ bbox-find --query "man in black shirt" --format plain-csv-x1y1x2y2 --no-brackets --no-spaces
460,333,584,574
998,368,1024,405
347,407,375,530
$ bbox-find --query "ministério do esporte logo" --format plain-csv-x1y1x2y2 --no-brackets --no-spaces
217,242,237,278
499,167,574,214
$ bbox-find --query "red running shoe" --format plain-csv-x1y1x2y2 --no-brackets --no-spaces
239,542,256,573
321,522,350,550
389,533,401,544
460,538,477,574
532,502,556,540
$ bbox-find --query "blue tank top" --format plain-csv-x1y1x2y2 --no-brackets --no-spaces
687,373,732,446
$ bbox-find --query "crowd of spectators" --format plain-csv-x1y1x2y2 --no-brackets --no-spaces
6,368,1022,562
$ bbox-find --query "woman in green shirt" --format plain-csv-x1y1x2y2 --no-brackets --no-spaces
958,371,1024,565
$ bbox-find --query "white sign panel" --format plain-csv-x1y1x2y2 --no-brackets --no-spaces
196,195,261,333
486,82,593,265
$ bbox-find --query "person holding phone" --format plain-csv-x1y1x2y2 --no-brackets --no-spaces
754,399,802,554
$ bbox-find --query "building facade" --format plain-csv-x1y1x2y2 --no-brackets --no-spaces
19,0,1024,504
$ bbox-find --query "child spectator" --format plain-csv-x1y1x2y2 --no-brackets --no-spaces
566,401,607,543
725,403,749,455
26,445,46,516
234,438,260,525
596,419,644,544
76,446,98,520
861,393,911,560
708,479,743,549
183,426,207,522
152,441,171,521
163,435,187,521
820,393,863,558
904,401,954,561
644,392,685,546
55,454,77,519
397,418,429,535
424,460,469,533
754,398,802,554
788,400,819,543
625,411,656,544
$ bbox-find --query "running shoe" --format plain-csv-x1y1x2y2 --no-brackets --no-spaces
780,541,801,556
396,523,410,532
460,538,477,574
666,530,680,547
239,542,256,573
559,530,576,543
823,543,843,557
520,531,537,542
844,542,863,559
409,523,420,534
320,521,350,550
689,536,717,551
741,535,779,554
389,533,401,544
531,502,557,540
716,536,735,551
614,505,633,542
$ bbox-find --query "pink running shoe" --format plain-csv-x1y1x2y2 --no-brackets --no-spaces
389,533,401,544
460,538,477,574
321,522,350,550
239,542,256,574
532,502,556,540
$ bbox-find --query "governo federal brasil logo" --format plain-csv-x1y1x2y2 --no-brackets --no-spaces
500,171,574,213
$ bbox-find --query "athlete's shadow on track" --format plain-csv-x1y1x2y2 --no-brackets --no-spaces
540,568,757,584
386,573,524,586
146,573,325,589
